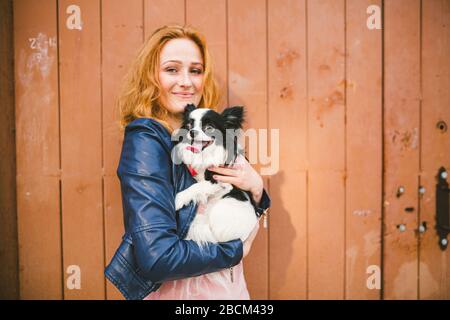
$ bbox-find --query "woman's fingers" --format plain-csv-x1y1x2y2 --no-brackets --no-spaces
208,165,241,177
211,174,238,185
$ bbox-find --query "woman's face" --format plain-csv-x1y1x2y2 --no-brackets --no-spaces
158,38,205,115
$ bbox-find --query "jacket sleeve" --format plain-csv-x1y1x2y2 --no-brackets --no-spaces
250,188,271,217
117,124,243,284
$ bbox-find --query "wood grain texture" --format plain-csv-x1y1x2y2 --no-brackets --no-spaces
186,0,228,110
345,0,382,299
13,0,62,299
144,0,185,40
383,0,421,300
267,0,307,299
419,0,450,300
59,0,104,299
102,0,144,300
0,0,19,299
307,0,346,299
228,0,269,299
9,0,450,300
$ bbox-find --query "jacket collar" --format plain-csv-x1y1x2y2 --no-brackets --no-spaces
127,117,175,152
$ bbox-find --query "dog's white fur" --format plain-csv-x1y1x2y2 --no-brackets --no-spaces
173,109,257,247
175,179,256,246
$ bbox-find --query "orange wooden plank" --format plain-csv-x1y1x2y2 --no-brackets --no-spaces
186,0,228,109
345,0,382,299
383,0,421,300
59,0,104,299
419,0,450,300
309,172,345,299
102,0,144,300
144,0,185,40
270,172,307,299
13,0,62,299
267,0,307,299
228,0,269,299
0,0,19,299
104,177,125,300
307,0,346,299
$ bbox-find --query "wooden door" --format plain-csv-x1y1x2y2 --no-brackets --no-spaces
12,0,450,300
383,0,450,300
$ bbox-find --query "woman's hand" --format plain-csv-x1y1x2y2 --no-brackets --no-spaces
242,218,260,258
208,154,264,205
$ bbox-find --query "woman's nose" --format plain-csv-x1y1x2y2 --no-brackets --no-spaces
178,70,193,88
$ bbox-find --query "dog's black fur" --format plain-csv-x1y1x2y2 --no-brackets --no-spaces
174,104,261,214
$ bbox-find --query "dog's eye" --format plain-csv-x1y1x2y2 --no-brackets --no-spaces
185,123,192,130
204,125,215,133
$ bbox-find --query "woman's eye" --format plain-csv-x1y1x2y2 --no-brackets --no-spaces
166,68,177,73
191,69,203,74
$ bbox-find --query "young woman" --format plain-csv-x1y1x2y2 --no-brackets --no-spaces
105,25,271,300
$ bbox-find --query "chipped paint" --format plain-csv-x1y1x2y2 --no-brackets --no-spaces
229,71,251,90
319,64,331,72
276,48,300,69
16,32,57,176
314,89,345,126
280,85,293,100
19,33,56,87
353,209,372,217
338,78,357,92
391,128,419,150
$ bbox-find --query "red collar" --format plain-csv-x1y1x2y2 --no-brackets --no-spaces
187,165,198,176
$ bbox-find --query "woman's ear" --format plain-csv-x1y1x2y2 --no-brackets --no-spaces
221,106,245,129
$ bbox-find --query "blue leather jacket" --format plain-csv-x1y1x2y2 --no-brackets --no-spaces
104,118,271,300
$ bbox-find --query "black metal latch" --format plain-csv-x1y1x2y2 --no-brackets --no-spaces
436,167,450,250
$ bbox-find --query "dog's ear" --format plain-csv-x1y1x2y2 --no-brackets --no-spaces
221,106,245,129
182,104,197,123
184,103,197,114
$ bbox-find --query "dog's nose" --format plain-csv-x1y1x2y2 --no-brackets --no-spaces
189,129,199,139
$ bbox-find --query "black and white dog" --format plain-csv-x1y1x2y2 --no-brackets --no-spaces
171,104,258,247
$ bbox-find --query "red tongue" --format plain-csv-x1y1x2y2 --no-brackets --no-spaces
186,145,200,153
187,165,198,176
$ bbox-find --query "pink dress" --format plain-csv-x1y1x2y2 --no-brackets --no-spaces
144,261,250,300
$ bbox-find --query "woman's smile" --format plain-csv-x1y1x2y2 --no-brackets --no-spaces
158,38,205,115
173,92,194,99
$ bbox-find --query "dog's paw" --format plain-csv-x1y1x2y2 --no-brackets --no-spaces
175,193,189,210
193,192,209,206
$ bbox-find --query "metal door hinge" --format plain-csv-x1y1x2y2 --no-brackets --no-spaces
436,167,450,250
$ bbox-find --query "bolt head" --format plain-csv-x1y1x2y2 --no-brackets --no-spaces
419,186,426,194
441,171,448,179
441,238,448,246
418,225,426,233
398,224,406,232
